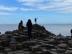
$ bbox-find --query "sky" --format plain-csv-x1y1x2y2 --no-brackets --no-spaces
0,0,72,24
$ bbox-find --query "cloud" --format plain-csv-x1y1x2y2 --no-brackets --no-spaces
20,8,34,11
0,12,11,15
0,5,34,11
17,0,49,7
1,0,72,13
17,0,72,13
0,5,18,11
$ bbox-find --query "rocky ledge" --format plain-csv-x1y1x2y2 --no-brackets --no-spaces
0,24,71,54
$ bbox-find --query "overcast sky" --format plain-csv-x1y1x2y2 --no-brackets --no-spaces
0,0,72,24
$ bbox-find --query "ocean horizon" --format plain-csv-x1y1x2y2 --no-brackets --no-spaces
0,24,72,36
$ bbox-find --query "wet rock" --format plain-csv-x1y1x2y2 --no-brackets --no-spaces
5,31,13,34
68,40,72,47
16,43,22,50
40,44,55,50
47,39,56,44
16,35,28,42
0,24,64,54
57,44,67,53
42,49,52,54
57,48,66,53
22,41,30,49
31,45,42,52
9,41,17,51
34,51,43,54
32,32,37,39
32,24,45,31
67,47,72,50
0,40,2,46
32,24,55,36
65,50,72,54
13,30,20,33
13,33,19,36
57,44,67,49
29,41,37,46
4,48,12,52
37,42,43,45
50,49,57,52
2,39,10,47
0,46,4,52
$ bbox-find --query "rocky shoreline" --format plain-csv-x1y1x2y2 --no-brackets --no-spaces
0,24,72,54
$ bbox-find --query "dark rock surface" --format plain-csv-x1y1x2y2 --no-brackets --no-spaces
0,24,71,54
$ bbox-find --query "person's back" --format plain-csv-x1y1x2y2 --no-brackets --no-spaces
20,20,23,25
27,22,32,29
26,19,32,41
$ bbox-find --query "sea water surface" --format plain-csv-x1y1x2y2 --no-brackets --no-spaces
0,24,72,36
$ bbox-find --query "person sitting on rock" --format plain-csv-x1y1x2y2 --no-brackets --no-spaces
18,20,24,30
26,19,32,41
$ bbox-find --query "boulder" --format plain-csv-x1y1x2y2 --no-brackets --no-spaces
16,43,22,50
65,50,72,54
42,49,52,54
68,40,72,47
29,41,37,46
22,41,30,49
4,48,12,52
34,51,43,54
57,48,66,53
50,48,57,51
5,31,13,34
16,35,28,42
32,24,55,36
0,46,4,52
40,44,55,50
9,41,17,51
57,44,67,49
31,45,42,52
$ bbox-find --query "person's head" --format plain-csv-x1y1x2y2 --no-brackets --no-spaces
28,19,31,23
20,20,23,24
21,20,23,22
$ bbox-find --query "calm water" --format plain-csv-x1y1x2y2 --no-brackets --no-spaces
0,24,72,36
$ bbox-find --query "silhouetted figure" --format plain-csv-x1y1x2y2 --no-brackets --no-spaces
0,32,1,34
18,20,24,30
71,29,72,37
35,18,37,24
26,19,32,41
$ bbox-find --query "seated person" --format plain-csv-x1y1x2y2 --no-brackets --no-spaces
18,20,24,30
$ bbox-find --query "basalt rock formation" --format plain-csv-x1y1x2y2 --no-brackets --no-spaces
32,24,56,36
1,24,71,54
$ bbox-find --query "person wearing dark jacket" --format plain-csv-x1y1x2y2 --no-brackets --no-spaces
71,29,72,37
26,19,32,41
18,20,24,30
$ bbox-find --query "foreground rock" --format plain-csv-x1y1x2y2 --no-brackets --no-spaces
0,24,72,54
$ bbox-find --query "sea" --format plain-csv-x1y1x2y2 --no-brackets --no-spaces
0,24,72,36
